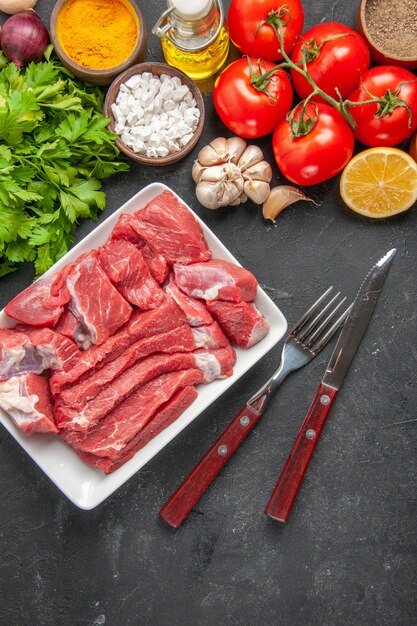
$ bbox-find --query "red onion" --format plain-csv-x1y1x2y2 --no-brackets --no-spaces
0,10,49,69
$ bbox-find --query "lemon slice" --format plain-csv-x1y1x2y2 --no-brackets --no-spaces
340,147,417,218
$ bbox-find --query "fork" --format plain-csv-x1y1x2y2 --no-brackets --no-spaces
159,287,352,528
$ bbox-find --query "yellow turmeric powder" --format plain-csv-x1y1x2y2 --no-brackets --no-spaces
57,0,138,70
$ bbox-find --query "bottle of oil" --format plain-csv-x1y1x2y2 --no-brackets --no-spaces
152,0,229,81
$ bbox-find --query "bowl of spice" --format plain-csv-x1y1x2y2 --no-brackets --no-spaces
357,0,417,70
50,0,147,86
104,62,205,166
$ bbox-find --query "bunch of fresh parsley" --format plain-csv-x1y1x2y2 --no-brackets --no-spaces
0,50,129,277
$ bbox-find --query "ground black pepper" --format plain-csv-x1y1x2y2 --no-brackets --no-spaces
365,0,417,58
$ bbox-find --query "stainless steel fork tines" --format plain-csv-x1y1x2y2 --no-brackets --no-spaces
247,287,352,411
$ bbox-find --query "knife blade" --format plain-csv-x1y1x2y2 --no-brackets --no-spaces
265,248,397,523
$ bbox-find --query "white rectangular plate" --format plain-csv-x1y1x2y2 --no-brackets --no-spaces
0,183,287,509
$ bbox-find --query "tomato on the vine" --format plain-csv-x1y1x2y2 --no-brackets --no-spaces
290,22,370,101
348,66,417,147
213,57,293,138
272,102,355,186
228,0,304,62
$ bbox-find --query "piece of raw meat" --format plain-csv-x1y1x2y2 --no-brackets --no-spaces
54,307,92,351
0,328,44,380
55,320,229,415
98,239,164,309
4,276,65,327
15,326,81,372
191,321,229,349
58,346,235,432
49,295,187,397
107,385,198,472
110,213,169,283
56,324,198,412
133,190,211,264
73,386,198,473
165,281,213,326
174,259,258,303
64,369,203,458
193,344,236,381
206,300,270,348
0,373,57,435
65,252,132,346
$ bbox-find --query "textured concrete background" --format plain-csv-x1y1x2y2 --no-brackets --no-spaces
0,1,416,625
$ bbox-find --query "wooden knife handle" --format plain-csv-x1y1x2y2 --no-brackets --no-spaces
160,403,263,528
265,382,338,523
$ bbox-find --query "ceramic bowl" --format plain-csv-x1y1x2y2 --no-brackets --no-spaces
104,62,205,166
50,0,147,86
357,0,417,70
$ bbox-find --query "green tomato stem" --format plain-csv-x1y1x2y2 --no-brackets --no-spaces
273,22,359,131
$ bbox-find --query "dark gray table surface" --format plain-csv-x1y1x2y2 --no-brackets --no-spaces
1,1,416,625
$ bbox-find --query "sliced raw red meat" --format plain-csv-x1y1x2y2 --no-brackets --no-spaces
66,252,132,346
207,300,270,349
0,373,57,434
56,321,229,414
58,346,235,432
49,295,186,397
98,240,164,309
54,307,92,351
64,369,203,459
0,328,44,380
108,385,198,471
133,190,211,265
174,260,258,303
56,324,198,412
191,321,229,349
165,281,213,326
4,276,65,327
73,386,198,473
110,213,169,283
193,344,236,381
15,326,81,372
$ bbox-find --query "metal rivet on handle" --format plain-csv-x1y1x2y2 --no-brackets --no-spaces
321,394,330,405
306,429,316,440
240,415,250,427
218,445,228,456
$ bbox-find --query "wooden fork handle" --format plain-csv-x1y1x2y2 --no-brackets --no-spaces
265,382,338,523
160,404,263,528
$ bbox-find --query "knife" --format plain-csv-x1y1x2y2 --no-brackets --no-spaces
265,248,397,523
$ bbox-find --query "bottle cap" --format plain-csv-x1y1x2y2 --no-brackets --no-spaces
169,0,213,21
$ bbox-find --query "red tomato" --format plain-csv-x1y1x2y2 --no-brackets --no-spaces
213,57,293,138
228,0,304,62
290,22,370,101
348,66,417,147
272,102,355,185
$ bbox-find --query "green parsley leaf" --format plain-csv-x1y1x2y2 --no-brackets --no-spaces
0,54,129,276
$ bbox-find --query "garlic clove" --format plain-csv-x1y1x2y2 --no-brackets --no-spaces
262,185,317,222
226,136,247,164
192,160,205,183
209,137,229,159
0,0,37,15
238,145,265,171
197,144,224,166
243,160,273,183
199,163,228,182
244,179,271,204
223,180,242,205
196,180,225,209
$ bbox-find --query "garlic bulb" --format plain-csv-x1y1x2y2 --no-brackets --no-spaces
193,137,272,209
0,0,37,15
